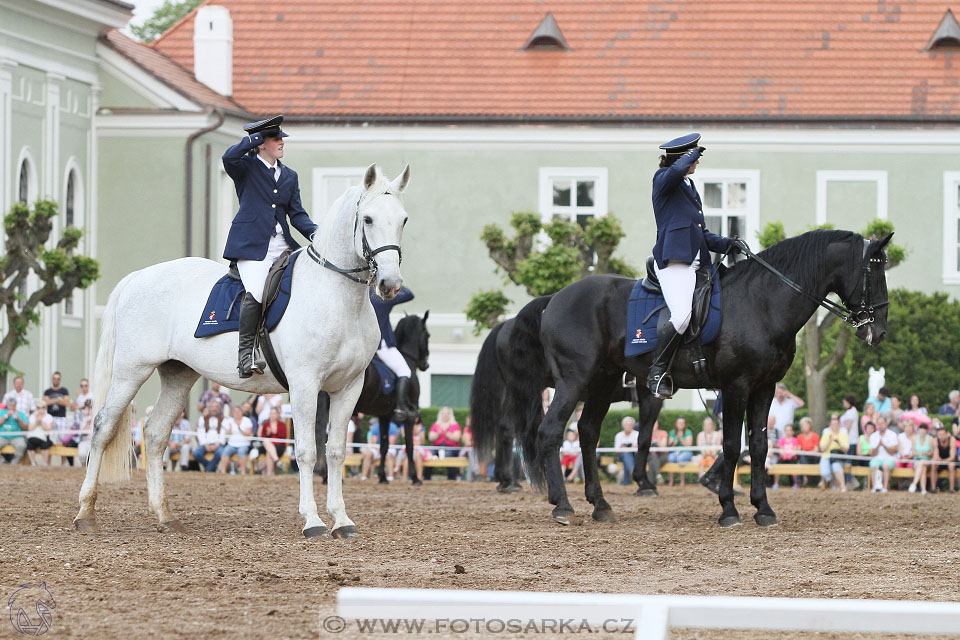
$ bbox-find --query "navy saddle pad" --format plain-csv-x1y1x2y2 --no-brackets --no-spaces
194,251,300,338
625,267,722,357
371,357,396,395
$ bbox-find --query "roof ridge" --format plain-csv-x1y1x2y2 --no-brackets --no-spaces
150,0,214,49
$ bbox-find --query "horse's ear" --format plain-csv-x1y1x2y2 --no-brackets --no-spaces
875,232,893,251
363,163,378,190
393,164,411,193
422,309,429,323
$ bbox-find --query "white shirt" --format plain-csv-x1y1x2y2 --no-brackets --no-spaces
257,395,282,425
769,397,800,433
256,155,284,236
898,432,914,457
561,439,580,456
196,417,224,446
841,406,859,443
223,416,254,448
2,388,36,414
870,429,899,461
614,430,640,450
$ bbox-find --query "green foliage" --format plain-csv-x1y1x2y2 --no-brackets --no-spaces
129,0,203,43
756,221,786,249
464,290,510,336
514,246,582,296
510,212,542,237
862,219,906,267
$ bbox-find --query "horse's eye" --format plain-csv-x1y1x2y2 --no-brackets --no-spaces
363,216,373,225
402,218,408,227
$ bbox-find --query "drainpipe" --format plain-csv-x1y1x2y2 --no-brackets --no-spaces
184,108,225,256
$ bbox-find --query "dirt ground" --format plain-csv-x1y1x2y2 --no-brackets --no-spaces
2,466,959,639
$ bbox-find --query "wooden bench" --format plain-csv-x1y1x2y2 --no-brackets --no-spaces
424,456,469,468
2,443,78,464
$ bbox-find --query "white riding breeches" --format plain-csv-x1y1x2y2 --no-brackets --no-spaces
236,233,288,303
654,257,700,334
377,341,412,378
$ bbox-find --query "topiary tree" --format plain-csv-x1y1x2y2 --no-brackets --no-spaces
0,200,100,396
129,0,203,43
465,213,637,332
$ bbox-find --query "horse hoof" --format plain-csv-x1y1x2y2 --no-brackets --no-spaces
412,479,423,486
552,510,574,526
755,513,779,527
497,483,521,494
303,525,330,539
332,525,359,539
378,477,389,485
74,518,98,533
635,488,658,498
592,509,619,523
157,520,186,534
719,515,743,528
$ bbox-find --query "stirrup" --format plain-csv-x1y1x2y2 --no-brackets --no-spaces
252,344,266,375
622,373,637,388
648,372,674,399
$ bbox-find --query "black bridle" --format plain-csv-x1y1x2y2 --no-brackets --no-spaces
306,192,403,285
735,240,889,329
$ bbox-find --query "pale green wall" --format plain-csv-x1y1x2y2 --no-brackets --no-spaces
98,71,156,109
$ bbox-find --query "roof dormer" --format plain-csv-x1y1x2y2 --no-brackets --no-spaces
925,9,960,51
522,12,570,51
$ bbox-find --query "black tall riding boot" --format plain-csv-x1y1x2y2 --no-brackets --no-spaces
392,376,415,424
645,322,684,399
237,292,264,379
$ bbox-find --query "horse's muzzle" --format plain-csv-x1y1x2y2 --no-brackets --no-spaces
377,278,402,300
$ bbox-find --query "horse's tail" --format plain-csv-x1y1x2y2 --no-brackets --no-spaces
95,273,137,483
469,321,506,462
504,295,553,492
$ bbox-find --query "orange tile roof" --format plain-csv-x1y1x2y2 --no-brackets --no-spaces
104,30,248,116
151,0,960,121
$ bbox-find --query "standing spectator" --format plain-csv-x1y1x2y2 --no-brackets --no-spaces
695,417,721,479
909,423,934,494
931,423,957,493
765,414,782,447
193,403,224,472
2,376,36,415
26,403,54,466
647,420,668,486
163,409,192,472
666,416,694,487
840,394,860,489
397,419,433,483
907,394,927,416
866,386,892,419
614,416,639,485
819,414,848,491
70,378,93,414
938,391,960,416
796,417,820,487
43,372,72,464
258,406,288,476
220,405,254,474
560,429,581,482
256,393,283,426
429,407,463,480
0,399,29,464
197,382,231,414
860,402,876,431
775,424,801,489
360,418,398,480
73,400,94,466
868,416,899,493
769,383,805,437
888,394,904,428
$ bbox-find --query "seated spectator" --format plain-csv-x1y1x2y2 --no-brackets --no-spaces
560,428,581,482
856,421,876,476
614,416,639,486
796,417,820,487
907,394,927,416
666,416,694,487
931,423,957,493
397,419,433,482
0,399,29,465
840,394,860,461
898,419,916,470
2,376,36,415
695,417,721,478
428,407,463,480
910,423,933,494
163,409,192,472
220,405,254,474
819,414,848,492
192,404,225,473
26,403,54,466
860,402,876,431
461,416,483,482
255,393,283,426
888,394,903,428
647,420,668,486
198,382,231,415
875,415,895,439
869,417,899,493
938,390,960,416
43,372,72,464
74,402,94,466
258,407,288,476
866,386,892,420
765,414,781,451
775,424,800,489
361,419,399,481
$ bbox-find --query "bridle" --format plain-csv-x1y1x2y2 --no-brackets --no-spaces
306,191,402,285
397,318,430,371
734,239,889,329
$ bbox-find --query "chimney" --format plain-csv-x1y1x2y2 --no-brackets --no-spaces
193,5,233,96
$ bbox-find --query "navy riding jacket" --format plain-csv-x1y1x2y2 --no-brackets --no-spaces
370,287,414,349
651,148,730,270
221,133,318,261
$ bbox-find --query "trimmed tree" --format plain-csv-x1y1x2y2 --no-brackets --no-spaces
0,200,100,396
465,213,637,333
130,0,203,43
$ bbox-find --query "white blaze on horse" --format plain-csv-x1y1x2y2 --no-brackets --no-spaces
75,164,410,538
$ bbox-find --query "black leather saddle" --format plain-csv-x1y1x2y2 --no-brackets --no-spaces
640,256,714,343
227,250,294,323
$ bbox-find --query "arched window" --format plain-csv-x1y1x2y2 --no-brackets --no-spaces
15,149,37,206
18,159,29,204
65,171,76,227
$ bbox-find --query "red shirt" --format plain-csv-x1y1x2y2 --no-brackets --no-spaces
797,431,819,452
261,420,287,444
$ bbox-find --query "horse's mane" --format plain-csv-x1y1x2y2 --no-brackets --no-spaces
394,314,420,344
727,228,860,291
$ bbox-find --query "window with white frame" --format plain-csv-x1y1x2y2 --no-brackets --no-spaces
312,167,366,223
62,165,84,321
943,172,960,285
815,170,887,228
538,168,608,229
693,170,760,244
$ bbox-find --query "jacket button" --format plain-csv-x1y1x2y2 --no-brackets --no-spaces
273,189,278,194
699,223,703,228
271,204,276,208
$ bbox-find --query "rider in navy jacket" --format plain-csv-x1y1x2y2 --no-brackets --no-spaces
646,133,746,399
370,286,417,423
222,115,318,378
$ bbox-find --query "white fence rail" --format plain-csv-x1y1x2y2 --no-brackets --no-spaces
337,587,960,640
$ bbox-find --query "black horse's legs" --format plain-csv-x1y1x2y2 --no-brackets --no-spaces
537,385,579,524
494,420,518,492
748,384,778,526
576,386,616,522
404,418,419,485
377,415,390,483
718,391,746,527
633,392,662,496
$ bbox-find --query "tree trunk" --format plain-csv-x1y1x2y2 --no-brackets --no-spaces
0,333,17,398
802,311,852,430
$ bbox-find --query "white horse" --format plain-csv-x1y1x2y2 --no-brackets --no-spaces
74,164,410,538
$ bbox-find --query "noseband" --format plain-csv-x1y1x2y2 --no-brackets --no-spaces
306,191,403,285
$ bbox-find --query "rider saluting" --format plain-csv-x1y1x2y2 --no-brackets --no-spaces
222,115,318,378
647,133,748,399
370,286,417,424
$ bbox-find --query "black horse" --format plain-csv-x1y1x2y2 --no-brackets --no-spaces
315,312,430,484
483,230,892,527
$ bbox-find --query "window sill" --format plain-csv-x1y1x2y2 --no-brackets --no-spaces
61,317,82,329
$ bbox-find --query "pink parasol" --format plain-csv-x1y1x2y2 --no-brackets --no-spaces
900,410,932,427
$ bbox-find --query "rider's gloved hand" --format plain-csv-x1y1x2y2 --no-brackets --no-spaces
728,236,751,256
695,145,706,154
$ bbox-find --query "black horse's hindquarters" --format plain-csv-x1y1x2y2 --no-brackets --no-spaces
530,231,891,526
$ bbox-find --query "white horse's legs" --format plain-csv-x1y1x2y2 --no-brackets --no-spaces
325,374,365,538
145,362,199,533
75,369,153,531
290,385,328,538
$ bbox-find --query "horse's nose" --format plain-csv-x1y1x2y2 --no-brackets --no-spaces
378,278,401,299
